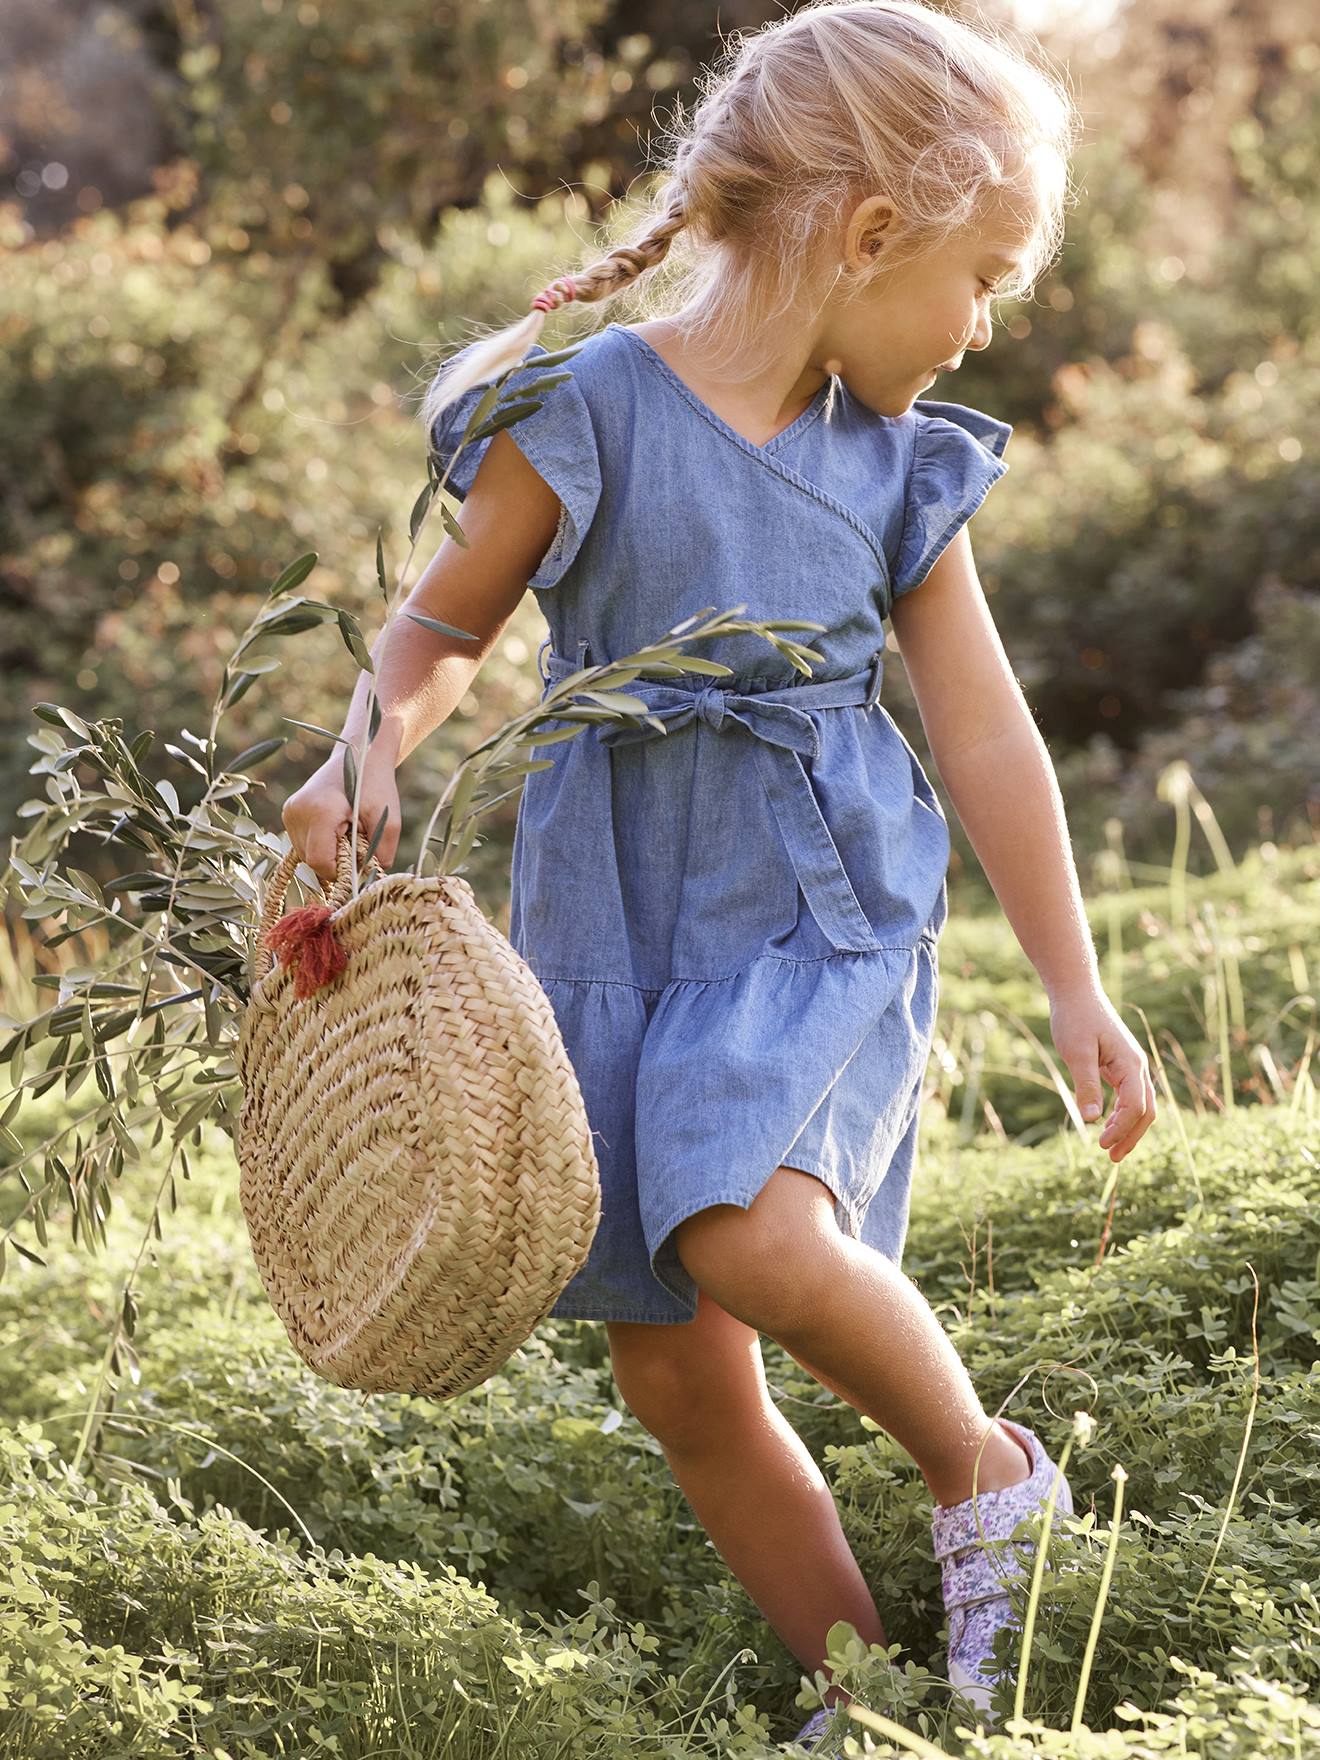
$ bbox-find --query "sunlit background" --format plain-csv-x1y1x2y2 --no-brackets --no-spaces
1,6,1317,1754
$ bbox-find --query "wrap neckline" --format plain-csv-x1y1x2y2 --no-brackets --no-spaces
607,323,833,456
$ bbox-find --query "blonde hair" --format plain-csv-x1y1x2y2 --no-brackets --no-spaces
419,0,1081,432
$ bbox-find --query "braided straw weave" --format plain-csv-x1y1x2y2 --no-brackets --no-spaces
235,827,601,1398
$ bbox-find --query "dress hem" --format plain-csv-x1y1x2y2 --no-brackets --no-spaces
550,1305,695,1324
645,1158,862,1312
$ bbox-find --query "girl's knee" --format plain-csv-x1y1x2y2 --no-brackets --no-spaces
606,1298,766,1449
671,1176,835,1334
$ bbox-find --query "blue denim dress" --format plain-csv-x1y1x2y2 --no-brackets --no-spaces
428,322,1011,1324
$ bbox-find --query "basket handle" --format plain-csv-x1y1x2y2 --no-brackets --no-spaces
252,826,386,986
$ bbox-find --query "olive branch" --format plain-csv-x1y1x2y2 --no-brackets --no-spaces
0,337,826,1319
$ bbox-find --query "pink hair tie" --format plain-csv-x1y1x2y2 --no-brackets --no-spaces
530,275,578,313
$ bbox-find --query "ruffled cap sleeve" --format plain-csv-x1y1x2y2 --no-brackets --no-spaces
427,341,603,592
892,399,1012,603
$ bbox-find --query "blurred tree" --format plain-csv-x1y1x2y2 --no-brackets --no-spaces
1,0,1316,879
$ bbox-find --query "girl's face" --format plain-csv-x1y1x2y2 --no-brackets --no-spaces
821,191,1036,417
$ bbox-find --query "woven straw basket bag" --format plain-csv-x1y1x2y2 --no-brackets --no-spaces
235,825,601,1399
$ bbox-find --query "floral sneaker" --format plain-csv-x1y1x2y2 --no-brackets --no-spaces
930,1420,1073,1724
786,1702,851,1755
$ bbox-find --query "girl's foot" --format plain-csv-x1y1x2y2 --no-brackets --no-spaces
786,1702,851,1754
930,1420,1073,1725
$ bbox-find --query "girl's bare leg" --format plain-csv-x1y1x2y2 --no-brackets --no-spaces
673,1168,1034,1510
607,1287,885,1712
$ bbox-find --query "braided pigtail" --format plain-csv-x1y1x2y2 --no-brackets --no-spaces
420,0,1081,427
418,186,688,441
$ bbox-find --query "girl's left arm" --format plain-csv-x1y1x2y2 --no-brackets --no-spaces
889,526,1157,1163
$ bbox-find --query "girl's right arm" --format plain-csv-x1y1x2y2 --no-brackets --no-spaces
281,429,563,880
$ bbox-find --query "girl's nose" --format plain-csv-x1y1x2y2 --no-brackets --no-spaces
968,307,993,351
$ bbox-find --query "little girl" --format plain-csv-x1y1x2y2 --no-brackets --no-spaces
283,0,1157,1744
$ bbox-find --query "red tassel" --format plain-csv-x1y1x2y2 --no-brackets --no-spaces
263,903,349,998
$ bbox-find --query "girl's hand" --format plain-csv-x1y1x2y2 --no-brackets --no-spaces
281,754,401,884
1048,984,1157,1161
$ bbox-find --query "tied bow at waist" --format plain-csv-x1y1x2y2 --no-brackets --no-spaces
539,645,888,955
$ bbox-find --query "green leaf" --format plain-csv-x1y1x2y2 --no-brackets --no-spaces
663,656,736,678
519,342,586,371
404,611,480,643
375,529,388,604
409,481,435,543
469,395,546,441
223,671,262,710
438,501,468,547
203,983,222,1049
336,609,375,673
34,703,93,739
577,690,654,715
229,739,287,771
446,813,481,872
463,380,504,434
268,552,318,599
363,804,390,867
342,744,357,804
101,872,170,896
173,1093,216,1140
259,608,336,637
445,764,478,840
282,717,347,746
109,1112,140,1163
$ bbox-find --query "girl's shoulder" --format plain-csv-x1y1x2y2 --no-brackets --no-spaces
826,385,1014,607
425,327,611,478
893,396,1013,604
834,382,1012,478
426,329,619,592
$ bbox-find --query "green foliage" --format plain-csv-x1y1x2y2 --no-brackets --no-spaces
0,172,607,857
171,0,612,275
2,7,1319,1753
0,304,829,1328
931,842,1318,1141
5,13,1320,874
1,1086,1316,1754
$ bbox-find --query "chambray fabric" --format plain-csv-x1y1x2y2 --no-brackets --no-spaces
428,322,1012,1324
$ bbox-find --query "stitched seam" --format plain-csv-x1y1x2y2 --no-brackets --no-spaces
619,325,830,454
893,419,923,606
908,473,1001,596
535,941,926,990
554,1303,690,1321
518,434,573,588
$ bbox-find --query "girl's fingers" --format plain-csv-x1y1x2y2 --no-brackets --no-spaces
360,802,400,868
1099,1056,1157,1159
305,817,348,884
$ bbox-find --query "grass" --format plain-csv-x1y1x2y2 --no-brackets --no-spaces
0,819,1316,1757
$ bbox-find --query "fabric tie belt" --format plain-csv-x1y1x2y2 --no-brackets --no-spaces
540,644,887,954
